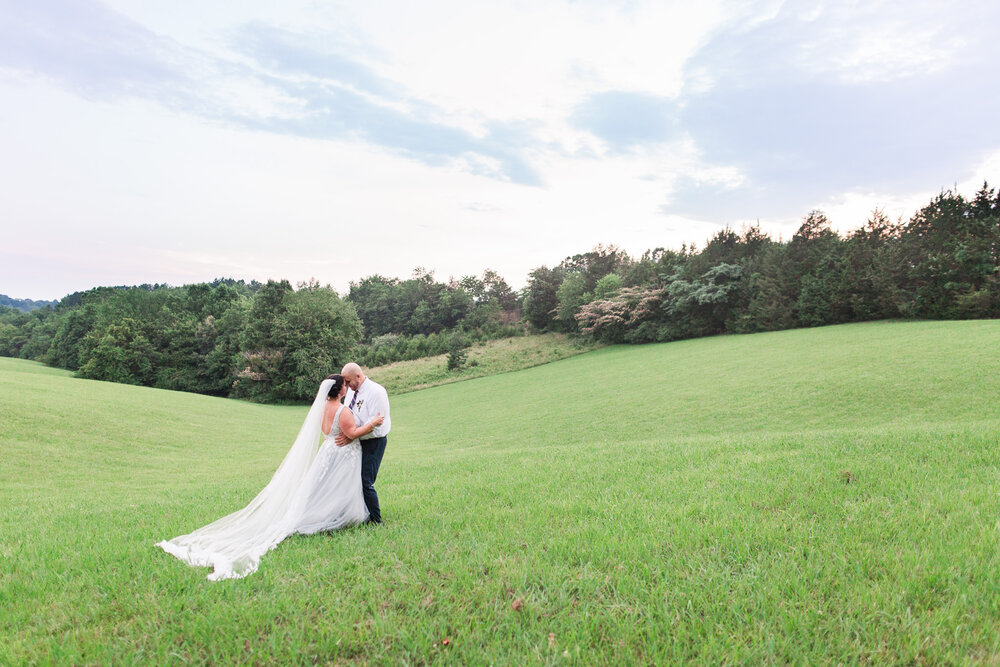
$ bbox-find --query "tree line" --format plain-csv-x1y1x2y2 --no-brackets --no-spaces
0,271,523,402
526,185,999,343
2,184,997,402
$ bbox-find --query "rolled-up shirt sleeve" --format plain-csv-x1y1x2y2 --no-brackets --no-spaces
368,384,391,438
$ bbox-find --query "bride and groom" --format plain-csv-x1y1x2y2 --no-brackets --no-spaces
157,363,391,580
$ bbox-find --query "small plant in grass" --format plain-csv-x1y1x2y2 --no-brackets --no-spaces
446,332,469,371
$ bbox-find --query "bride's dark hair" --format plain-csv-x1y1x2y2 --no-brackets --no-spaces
325,374,345,401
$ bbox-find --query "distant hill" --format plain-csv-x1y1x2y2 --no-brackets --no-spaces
0,294,58,312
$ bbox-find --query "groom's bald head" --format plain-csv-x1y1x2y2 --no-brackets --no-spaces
341,362,365,390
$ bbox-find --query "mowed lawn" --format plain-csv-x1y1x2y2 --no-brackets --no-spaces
1,320,999,664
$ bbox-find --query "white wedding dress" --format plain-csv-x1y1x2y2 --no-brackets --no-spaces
157,379,369,580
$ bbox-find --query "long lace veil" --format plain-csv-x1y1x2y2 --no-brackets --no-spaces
157,378,335,580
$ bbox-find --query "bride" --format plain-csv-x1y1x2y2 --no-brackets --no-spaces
157,374,383,580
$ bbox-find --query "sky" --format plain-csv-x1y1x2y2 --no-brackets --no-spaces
2,0,1000,301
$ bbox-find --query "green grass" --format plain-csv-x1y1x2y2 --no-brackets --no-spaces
2,320,999,664
367,332,601,394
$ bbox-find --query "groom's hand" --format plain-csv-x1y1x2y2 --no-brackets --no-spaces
334,434,349,447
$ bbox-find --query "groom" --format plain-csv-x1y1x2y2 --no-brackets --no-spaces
336,363,391,524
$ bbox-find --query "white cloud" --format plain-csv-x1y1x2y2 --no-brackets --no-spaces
4,0,1000,300
0,75,729,299
340,0,727,127
783,0,971,84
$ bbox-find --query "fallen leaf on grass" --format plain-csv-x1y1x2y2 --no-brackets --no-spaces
511,598,524,611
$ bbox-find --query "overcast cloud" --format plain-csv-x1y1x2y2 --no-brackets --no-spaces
2,0,999,299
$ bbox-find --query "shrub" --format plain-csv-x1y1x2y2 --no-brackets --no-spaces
447,332,469,371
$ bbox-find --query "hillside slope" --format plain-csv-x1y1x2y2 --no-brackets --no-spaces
2,320,998,664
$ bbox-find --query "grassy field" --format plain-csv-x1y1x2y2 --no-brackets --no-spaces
365,332,600,394
1,320,999,664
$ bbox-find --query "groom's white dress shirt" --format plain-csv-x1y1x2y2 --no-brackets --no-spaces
345,378,391,440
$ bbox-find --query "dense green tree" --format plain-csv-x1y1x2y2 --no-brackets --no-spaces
11,309,57,360
558,244,632,292
241,279,293,351
480,268,518,311
593,273,622,300
234,280,361,402
795,254,844,327
555,273,591,332
409,300,436,335
742,211,842,330
200,302,247,395
521,265,565,331
901,188,1000,318
437,286,473,329
348,275,402,338
840,210,903,321
47,305,98,370
78,318,157,386
348,268,518,341
737,243,796,332
664,263,744,338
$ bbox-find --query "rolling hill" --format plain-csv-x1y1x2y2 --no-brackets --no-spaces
1,320,998,663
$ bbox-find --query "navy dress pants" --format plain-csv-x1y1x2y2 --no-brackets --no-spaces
360,436,387,523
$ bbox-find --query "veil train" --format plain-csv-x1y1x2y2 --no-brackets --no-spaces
157,379,335,581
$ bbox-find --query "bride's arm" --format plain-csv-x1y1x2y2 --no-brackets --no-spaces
335,408,383,446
